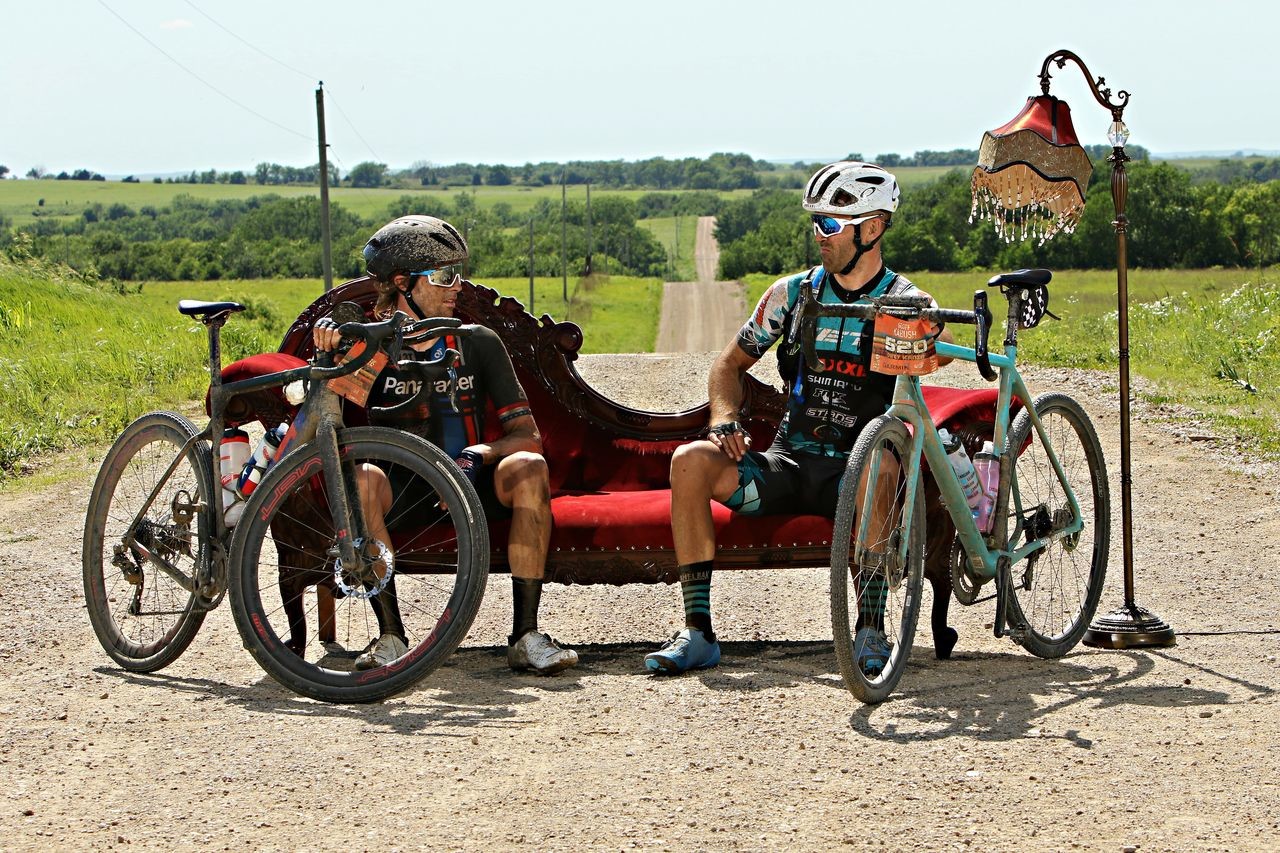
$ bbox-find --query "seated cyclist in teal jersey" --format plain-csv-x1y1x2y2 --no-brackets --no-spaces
645,161,955,675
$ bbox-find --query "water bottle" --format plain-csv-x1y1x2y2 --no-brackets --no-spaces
973,440,1000,533
219,427,250,526
939,428,982,516
237,424,285,498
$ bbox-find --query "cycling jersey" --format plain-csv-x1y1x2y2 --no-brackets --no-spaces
364,324,532,459
736,266,926,459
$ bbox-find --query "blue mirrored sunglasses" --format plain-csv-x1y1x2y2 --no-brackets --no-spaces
409,269,461,288
811,213,881,238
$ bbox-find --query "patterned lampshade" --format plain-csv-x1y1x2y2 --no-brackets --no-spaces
970,94,1094,244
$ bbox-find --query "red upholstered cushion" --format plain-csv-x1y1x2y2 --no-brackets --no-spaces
481,489,834,554
206,352,307,428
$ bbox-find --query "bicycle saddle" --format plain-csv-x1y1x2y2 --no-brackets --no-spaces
986,269,1052,288
178,299,246,318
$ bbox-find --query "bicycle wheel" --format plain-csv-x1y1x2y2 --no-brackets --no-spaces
82,411,212,672
1003,392,1109,658
229,427,489,703
831,415,925,704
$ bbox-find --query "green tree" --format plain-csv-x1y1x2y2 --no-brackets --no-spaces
347,161,388,188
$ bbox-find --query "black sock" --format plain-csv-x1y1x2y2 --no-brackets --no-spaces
369,575,407,645
510,577,543,646
679,561,714,641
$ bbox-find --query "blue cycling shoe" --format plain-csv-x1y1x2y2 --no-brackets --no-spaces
854,627,892,677
644,628,721,674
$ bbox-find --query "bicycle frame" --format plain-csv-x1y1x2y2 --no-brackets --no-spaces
850,292,1086,634
121,307,393,602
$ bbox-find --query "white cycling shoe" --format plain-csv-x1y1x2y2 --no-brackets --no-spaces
508,631,579,675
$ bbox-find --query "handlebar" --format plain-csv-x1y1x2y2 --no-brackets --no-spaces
369,349,464,416
799,291,995,381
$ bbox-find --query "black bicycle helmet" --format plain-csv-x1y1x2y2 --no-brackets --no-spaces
362,215,468,281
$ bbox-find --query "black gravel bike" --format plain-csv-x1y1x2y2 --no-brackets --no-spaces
82,299,489,703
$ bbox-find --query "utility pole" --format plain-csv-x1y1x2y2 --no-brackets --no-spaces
315,82,334,292
560,171,567,300
461,219,471,280
585,182,593,276
528,217,535,315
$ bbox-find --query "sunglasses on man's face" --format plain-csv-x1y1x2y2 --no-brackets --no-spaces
811,213,881,239
409,269,462,288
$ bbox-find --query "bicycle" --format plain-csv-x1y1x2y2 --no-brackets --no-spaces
799,269,1110,703
82,298,490,703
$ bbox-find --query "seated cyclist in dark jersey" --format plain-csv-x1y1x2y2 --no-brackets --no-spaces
313,215,578,675
644,162,954,675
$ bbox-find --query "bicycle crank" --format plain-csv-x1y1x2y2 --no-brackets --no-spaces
949,538,987,606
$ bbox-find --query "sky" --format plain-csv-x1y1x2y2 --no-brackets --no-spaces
4,0,1277,177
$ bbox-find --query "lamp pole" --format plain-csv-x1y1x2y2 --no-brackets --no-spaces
1038,50,1174,648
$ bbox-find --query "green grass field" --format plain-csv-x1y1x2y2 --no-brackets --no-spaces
0,180,755,229
637,215,698,281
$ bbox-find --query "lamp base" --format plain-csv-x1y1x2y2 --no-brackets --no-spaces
1083,603,1176,649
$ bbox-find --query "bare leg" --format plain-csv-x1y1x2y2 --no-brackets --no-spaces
492,451,551,580
669,440,744,564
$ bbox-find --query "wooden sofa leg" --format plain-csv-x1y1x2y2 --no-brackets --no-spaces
317,584,336,643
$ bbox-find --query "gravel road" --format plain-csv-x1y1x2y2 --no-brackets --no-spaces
3,351,1279,850
655,216,747,353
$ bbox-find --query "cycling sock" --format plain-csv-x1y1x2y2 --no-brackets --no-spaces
369,575,407,645
510,577,542,646
679,561,714,641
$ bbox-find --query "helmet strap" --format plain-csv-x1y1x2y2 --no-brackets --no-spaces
838,221,885,276
398,276,429,321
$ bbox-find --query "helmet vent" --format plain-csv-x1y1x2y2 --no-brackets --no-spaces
856,175,885,185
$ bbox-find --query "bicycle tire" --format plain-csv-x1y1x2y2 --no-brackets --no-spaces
228,427,489,703
831,415,925,704
1003,393,1109,658
82,411,212,672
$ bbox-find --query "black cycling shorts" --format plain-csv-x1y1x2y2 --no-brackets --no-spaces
720,439,848,518
384,461,511,532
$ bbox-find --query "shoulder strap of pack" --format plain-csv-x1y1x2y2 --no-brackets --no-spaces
784,266,823,348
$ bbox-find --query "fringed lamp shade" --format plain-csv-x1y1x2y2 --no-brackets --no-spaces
971,94,1093,244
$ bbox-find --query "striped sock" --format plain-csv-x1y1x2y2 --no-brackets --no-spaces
679,561,714,641
859,574,889,630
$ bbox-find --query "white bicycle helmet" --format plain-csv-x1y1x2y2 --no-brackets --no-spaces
802,161,900,218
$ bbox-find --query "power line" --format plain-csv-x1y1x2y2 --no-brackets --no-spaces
324,90,382,164
96,0,312,143
182,0,317,83
182,0,382,165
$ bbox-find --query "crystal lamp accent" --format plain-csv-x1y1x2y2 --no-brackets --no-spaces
1107,120,1130,147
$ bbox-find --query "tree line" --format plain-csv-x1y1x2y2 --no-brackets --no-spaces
717,159,1280,277
1,188,729,282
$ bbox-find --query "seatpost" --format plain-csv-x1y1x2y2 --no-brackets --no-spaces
203,314,231,396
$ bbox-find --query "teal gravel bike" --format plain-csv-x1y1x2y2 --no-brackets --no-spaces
806,269,1110,703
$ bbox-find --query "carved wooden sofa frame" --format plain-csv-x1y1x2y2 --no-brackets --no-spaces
267,277,1000,657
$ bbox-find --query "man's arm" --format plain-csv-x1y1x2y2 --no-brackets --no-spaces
465,412,542,464
706,339,760,462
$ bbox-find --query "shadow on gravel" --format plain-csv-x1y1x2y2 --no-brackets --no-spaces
846,648,1244,744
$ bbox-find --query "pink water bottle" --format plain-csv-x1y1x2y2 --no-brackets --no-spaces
219,428,250,526
973,441,999,533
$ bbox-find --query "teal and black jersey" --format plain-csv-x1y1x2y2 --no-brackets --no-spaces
735,266,928,459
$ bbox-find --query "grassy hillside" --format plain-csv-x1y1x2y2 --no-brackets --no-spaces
0,260,659,478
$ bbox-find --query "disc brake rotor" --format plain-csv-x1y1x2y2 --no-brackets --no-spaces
333,538,393,600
